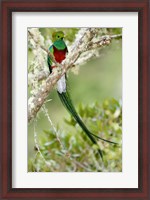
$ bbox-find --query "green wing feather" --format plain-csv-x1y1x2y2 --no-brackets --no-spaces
47,45,54,73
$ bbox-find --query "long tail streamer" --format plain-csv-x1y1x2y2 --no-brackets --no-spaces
58,90,117,159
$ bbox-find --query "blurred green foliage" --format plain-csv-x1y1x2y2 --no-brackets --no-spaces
28,99,122,172
28,28,122,172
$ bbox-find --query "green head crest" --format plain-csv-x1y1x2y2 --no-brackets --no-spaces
52,31,65,42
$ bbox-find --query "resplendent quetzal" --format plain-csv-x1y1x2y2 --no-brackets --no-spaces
47,31,117,159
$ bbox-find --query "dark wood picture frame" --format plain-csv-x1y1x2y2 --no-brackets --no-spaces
0,0,149,199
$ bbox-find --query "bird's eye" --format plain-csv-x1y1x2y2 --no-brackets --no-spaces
57,36,60,38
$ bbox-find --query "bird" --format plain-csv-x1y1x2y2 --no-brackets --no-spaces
47,31,117,159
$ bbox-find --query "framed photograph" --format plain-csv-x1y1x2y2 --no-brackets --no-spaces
1,0,149,199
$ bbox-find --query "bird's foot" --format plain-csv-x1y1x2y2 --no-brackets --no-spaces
51,65,57,69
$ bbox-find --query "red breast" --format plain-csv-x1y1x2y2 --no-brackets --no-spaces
53,46,67,64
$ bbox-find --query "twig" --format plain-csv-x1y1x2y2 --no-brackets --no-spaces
85,34,122,52
71,159,92,172
28,30,59,67
33,121,52,169
42,105,66,151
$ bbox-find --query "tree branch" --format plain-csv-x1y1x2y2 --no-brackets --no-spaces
28,28,122,122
